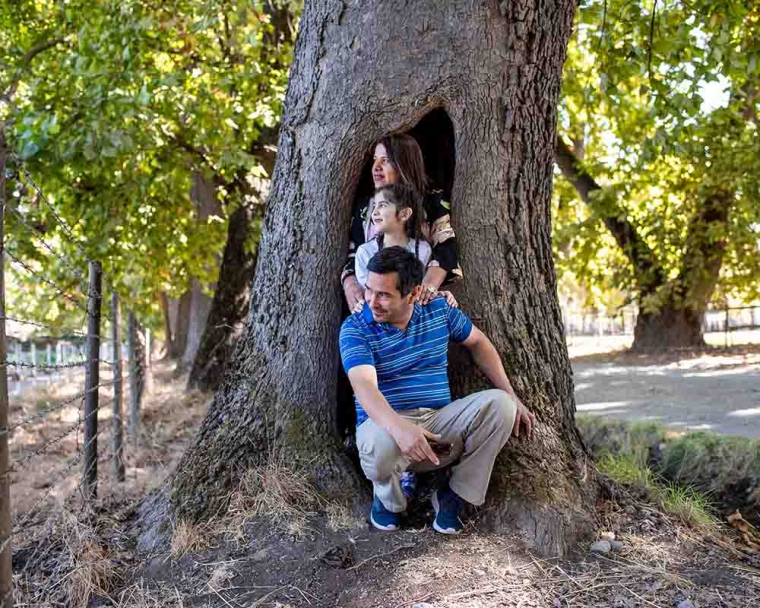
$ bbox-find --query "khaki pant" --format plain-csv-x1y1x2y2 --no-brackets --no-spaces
356,389,517,513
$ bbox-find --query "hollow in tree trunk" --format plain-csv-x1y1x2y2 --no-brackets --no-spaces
149,0,597,556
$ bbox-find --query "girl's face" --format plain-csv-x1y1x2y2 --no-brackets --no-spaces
372,191,411,234
372,144,400,188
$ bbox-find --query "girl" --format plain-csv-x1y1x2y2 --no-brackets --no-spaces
354,183,432,295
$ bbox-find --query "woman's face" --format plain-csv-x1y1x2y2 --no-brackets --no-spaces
372,144,400,188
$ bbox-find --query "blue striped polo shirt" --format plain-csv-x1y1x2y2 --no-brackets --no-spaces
339,297,473,426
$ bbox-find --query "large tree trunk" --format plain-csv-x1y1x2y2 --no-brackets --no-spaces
178,172,222,370
187,203,260,391
633,304,705,350
154,0,595,556
168,292,192,359
556,138,734,351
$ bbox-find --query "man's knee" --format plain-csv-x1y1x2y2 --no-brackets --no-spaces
481,389,517,433
357,423,401,481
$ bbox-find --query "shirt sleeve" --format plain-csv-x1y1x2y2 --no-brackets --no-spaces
341,197,371,283
339,319,375,373
423,191,462,284
446,304,473,343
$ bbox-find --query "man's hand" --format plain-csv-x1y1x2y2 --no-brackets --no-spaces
389,418,441,465
512,396,536,439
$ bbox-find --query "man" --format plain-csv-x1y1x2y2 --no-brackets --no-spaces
339,246,536,534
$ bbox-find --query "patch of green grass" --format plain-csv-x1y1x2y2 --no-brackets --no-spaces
596,451,719,530
598,452,656,489
658,483,718,528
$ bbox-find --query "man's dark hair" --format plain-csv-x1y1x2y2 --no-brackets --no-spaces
367,246,424,296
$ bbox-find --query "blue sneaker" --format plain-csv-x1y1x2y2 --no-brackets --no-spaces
400,471,417,500
431,485,463,535
370,496,400,531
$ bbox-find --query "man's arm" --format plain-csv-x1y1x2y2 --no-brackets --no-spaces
348,365,440,464
461,326,536,438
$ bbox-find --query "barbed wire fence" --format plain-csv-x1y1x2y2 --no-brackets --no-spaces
0,147,150,607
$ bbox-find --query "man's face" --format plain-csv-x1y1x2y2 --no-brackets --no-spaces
365,271,417,325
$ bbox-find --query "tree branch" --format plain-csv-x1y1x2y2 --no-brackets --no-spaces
2,36,67,103
555,137,664,293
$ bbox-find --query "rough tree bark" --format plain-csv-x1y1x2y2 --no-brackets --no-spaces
147,0,596,556
555,138,733,351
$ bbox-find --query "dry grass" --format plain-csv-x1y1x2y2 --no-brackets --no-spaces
169,519,214,559
228,458,322,536
226,456,360,538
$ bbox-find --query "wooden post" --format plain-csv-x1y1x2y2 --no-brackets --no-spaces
30,342,36,377
0,127,14,608
46,343,52,365
144,327,152,393
127,312,140,445
83,262,102,500
111,293,124,481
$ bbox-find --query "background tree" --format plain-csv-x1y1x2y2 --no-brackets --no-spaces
554,0,760,349
2,0,294,342
149,0,597,557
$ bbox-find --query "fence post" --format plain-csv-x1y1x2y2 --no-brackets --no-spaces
30,342,36,377
111,293,124,481
127,311,140,445
83,261,102,500
724,307,729,348
0,124,15,608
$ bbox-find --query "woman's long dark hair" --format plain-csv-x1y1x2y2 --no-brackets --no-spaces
375,183,427,260
377,134,428,197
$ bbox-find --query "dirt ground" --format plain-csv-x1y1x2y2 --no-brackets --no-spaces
8,358,760,607
572,344,760,439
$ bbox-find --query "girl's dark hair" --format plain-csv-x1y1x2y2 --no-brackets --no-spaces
377,134,428,196
375,183,427,260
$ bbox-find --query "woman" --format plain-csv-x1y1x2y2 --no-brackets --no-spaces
341,133,462,309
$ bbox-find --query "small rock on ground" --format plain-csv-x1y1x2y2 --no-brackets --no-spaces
590,540,611,554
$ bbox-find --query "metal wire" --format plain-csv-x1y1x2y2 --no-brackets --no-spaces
2,359,86,370
0,315,88,338
4,205,89,289
10,153,98,270
9,381,116,431
5,248,90,315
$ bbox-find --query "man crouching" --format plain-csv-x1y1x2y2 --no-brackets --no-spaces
339,246,536,534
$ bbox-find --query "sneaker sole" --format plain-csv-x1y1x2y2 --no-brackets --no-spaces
370,512,399,532
431,492,462,535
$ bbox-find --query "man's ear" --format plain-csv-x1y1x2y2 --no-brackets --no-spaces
409,285,422,303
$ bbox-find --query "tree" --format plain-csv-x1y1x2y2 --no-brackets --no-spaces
554,0,760,350
2,0,294,339
146,0,597,556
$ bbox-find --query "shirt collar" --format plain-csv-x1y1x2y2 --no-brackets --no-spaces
362,301,422,329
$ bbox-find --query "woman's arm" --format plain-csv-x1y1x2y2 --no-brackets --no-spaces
342,197,371,308
421,192,462,303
